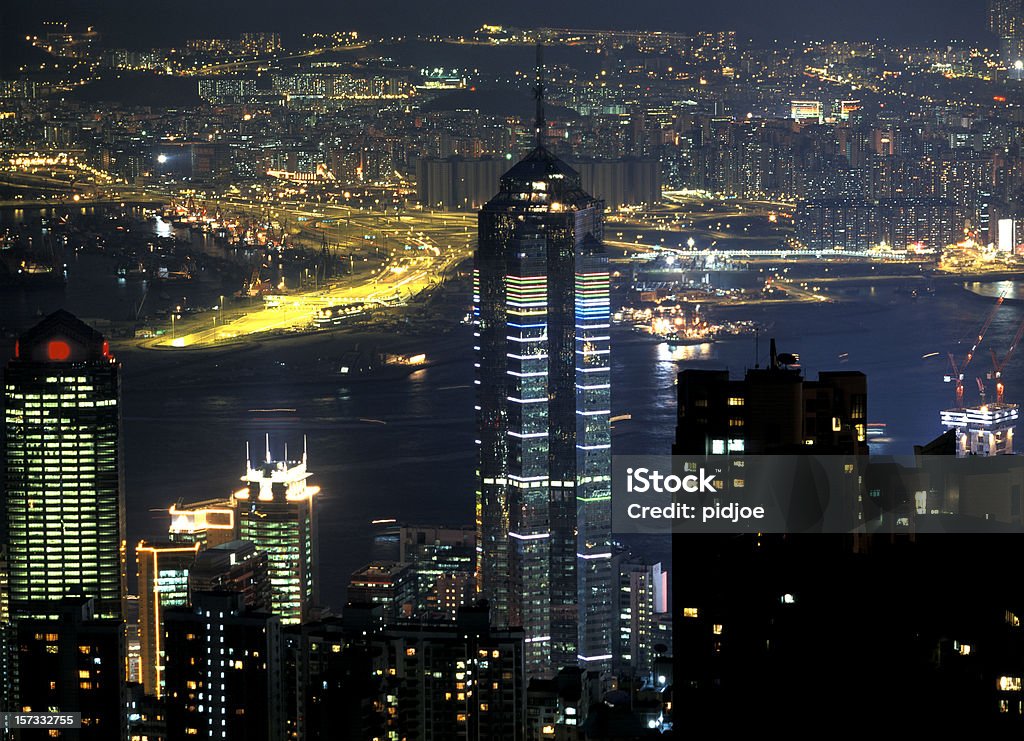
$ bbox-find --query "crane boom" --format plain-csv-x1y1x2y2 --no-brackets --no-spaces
949,294,1004,407
990,314,1024,403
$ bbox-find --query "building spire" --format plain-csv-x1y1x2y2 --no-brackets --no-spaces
534,40,546,149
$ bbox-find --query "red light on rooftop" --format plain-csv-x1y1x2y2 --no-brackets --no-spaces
995,96,1007,103
47,340,71,361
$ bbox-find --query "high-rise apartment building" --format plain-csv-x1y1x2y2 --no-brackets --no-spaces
475,47,613,676
16,597,125,740
3,311,126,620
163,591,283,741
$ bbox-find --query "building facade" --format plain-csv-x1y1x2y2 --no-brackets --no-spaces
163,592,283,741
3,311,126,620
137,540,200,697
475,107,613,674
234,441,318,624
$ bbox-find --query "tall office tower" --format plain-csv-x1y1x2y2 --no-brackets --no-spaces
189,539,272,612
475,45,613,678
163,592,283,741
3,311,126,619
16,597,125,740
399,524,475,619
167,499,237,547
137,540,200,697
234,438,319,624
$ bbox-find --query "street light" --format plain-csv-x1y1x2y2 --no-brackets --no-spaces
171,305,181,341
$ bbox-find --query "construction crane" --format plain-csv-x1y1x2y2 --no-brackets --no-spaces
988,315,1024,404
947,294,1004,407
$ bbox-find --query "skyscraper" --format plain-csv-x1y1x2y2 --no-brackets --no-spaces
137,540,200,697
475,46,613,676
3,310,126,620
234,438,319,624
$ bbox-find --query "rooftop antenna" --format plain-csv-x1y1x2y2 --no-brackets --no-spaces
265,432,271,464
534,39,546,149
246,441,251,471
303,434,308,464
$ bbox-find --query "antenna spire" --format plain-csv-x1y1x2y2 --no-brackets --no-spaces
265,433,271,463
534,40,546,148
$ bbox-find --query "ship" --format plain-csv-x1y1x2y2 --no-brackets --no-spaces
314,302,367,327
0,232,66,290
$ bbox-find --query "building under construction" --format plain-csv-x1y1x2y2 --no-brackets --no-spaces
941,294,1024,457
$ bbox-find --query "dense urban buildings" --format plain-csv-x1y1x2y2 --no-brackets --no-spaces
9,2,1024,736
16,597,126,740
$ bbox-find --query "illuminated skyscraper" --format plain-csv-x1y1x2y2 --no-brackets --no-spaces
475,46,613,676
136,540,200,697
233,438,319,624
3,311,126,620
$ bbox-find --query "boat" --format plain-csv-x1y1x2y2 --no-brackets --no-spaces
314,302,367,327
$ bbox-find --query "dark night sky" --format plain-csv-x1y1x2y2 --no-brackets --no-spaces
0,0,993,48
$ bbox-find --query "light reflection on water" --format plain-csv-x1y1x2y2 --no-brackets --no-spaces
965,280,1024,300
655,341,715,363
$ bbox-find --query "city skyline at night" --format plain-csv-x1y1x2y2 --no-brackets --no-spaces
7,2,1024,737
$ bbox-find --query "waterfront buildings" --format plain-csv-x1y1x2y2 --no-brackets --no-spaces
188,539,272,612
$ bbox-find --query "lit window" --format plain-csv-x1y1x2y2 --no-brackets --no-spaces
998,676,1021,692
727,397,744,406
683,607,699,618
